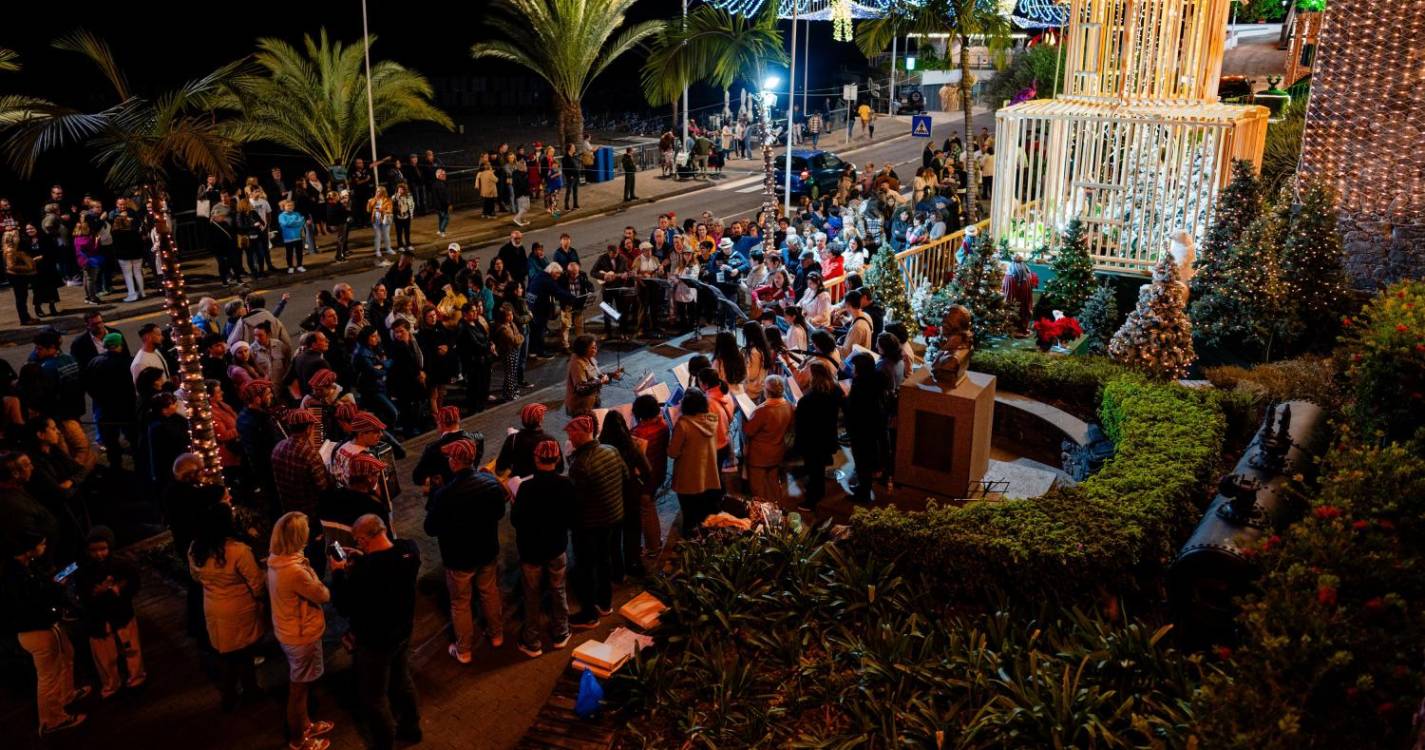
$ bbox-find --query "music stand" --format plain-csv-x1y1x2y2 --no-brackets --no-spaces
680,276,748,340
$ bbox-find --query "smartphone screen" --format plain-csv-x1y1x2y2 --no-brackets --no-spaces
53,562,79,583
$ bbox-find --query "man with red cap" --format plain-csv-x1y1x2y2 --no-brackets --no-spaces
271,408,333,574
236,379,283,515
494,402,564,478
412,406,484,495
510,439,575,657
424,438,508,663
564,414,628,629
319,453,391,550
301,368,354,442
331,412,391,501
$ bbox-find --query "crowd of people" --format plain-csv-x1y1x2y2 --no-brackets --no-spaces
0,111,1005,746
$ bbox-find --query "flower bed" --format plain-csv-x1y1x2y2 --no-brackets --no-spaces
851,350,1228,598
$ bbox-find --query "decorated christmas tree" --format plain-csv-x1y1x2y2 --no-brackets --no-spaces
1190,160,1262,302
1279,180,1350,353
1078,282,1120,355
949,229,1012,341
1040,219,1096,316
1191,195,1290,358
864,246,914,325
1109,254,1196,379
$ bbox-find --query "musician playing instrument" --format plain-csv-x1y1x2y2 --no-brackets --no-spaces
564,334,624,416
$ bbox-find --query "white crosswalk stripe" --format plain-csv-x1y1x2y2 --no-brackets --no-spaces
713,174,764,191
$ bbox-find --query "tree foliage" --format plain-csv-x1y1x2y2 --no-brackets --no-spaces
983,42,1066,109
1079,282,1120,356
1040,219,1097,316
948,231,1012,340
220,29,451,171
1,30,243,188
472,0,662,147
640,4,785,108
863,246,913,326
1110,254,1196,379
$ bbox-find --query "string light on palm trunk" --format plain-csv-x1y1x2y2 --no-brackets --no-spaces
149,198,225,487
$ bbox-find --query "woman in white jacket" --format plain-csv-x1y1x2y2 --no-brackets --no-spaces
798,272,833,328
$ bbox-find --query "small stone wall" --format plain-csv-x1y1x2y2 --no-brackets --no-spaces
1342,214,1425,289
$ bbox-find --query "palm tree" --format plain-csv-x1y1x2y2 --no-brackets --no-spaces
641,5,786,114
472,0,663,147
858,0,1011,221
1,31,244,189
220,29,452,172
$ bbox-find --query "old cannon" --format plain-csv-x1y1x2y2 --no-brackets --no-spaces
1168,401,1331,646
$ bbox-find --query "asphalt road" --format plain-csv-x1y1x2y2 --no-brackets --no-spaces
2,109,995,377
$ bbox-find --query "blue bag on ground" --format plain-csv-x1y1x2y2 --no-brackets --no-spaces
574,668,604,718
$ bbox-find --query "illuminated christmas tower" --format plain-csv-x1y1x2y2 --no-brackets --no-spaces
991,0,1269,275
1297,0,1425,287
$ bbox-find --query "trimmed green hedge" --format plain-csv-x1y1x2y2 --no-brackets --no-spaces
852,350,1227,597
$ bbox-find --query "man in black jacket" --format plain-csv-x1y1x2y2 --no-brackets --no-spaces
84,333,138,469
69,311,129,371
2,530,90,734
423,439,507,664
495,231,529,286
331,514,423,749
560,144,581,211
510,440,575,657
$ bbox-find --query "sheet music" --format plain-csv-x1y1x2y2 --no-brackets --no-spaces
632,370,656,393
639,382,672,404
671,362,691,389
851,343,881,364
733,392,758,417
599,301,622,321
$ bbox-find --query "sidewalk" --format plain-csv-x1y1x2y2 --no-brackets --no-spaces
0,116,922,346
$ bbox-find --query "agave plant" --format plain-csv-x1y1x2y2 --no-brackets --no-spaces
471,0,662,147
1,30,244,189
219,29,452,171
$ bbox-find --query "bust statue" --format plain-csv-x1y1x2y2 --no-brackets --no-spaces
931,304,973,385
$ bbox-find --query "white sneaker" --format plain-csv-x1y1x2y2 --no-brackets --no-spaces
378,259,393,267
438,231,446,238
447,644,471,665
122,296,138,303
297,266,307,273
288,268,295,275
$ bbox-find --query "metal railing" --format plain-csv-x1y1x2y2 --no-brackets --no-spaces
824,218,990,302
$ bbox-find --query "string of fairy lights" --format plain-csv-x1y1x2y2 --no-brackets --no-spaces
1298,0,1425,222
704,0,1067,28
149,198,225,488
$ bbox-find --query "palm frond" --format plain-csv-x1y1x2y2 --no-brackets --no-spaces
222,28,450,169
0,98,112,179
52,29,130,101
641,5,785,108
0,47,20,73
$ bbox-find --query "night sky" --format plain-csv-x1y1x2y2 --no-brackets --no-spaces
0,0,863,205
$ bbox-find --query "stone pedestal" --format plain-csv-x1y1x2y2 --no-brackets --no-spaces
895,369,996,499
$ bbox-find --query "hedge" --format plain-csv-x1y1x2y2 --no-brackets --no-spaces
851,350,1227,597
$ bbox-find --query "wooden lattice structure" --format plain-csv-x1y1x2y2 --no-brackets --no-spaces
1284,11,1322,86
990,0,1268,275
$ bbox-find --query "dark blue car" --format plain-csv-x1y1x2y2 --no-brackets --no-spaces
773,149,848,198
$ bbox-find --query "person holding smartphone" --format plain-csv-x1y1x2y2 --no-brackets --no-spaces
2,530,90,735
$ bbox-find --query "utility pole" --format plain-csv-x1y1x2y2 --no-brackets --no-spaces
362,0,378,165
681,0,690,149
889,34,897,116
784,3,798,214
802,19,810,117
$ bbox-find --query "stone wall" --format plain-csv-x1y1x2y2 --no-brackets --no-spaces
1341,213,1425,289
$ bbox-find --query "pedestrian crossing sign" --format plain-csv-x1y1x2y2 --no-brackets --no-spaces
911,115,932,138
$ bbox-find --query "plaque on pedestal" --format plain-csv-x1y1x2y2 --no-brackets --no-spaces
895,369,995,499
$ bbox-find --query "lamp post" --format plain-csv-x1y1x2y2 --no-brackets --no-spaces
784,3,798,213
362,0,378,164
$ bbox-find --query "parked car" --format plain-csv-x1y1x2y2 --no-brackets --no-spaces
772,149,848,197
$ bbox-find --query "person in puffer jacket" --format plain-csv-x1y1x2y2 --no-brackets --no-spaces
266,512,335,750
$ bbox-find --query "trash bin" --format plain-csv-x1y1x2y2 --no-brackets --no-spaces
588,146,615,183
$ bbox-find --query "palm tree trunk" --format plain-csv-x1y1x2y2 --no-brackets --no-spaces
559,98,584,150
151,199,225,488
960,35,978,223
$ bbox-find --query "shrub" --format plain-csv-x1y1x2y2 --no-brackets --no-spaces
1340,280,1425,446
853,351,1226,598
1192,441,1425,748
1204,357,1344,417
615,525,1205,749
